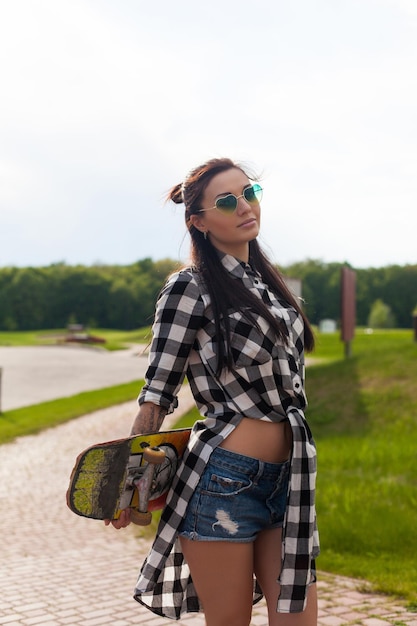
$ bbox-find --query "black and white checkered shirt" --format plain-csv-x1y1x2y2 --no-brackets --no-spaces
134,253,319,618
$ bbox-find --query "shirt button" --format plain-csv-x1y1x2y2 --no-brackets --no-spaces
293,375,302,390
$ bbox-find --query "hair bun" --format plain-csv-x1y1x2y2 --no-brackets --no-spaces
168,182,184,205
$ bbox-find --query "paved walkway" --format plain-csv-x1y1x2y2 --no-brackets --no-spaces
1,387,416,625
0,345,149,411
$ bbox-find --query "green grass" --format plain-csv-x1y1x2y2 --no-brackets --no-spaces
0,380,143,444
87,327,152,351
1,327,417,605
0,329,59,346
306,329,417,605
0,327,152,350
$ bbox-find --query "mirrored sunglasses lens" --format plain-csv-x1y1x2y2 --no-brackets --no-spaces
216,195,238,213
244,184,263,204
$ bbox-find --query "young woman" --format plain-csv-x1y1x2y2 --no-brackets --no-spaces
108,158,319,625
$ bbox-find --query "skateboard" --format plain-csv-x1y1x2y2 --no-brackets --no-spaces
66,428,191,525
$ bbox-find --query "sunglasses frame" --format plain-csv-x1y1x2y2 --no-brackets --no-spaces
200,183,263,215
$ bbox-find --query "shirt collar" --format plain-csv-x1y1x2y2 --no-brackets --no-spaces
216,251,252,277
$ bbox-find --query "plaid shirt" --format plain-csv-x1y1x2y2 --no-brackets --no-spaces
134,253,319,618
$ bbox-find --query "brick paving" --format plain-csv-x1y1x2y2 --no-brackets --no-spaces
1,387,416,625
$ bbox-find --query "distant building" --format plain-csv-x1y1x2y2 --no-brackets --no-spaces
319,319,337,333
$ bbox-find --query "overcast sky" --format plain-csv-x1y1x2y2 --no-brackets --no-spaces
1,0,416,270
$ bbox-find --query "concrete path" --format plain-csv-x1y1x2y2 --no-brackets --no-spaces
0,345,149,411
1,387,416,624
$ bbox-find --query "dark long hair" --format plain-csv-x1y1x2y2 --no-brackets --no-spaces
168,158,314,373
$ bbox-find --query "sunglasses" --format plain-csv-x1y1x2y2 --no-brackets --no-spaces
201,183,263,215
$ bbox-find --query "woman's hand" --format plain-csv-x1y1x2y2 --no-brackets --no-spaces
104,403,167,530
104,508,131,529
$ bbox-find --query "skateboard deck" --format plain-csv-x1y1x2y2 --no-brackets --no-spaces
66,428,191,525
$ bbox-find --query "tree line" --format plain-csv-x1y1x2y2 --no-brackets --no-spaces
0,258,416,331
284,259,417,329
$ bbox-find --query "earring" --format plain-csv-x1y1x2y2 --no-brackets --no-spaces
203,231,207,240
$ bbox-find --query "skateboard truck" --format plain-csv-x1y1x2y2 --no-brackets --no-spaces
130,446,166,525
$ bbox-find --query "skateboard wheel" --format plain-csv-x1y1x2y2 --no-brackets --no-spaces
130,509,153,526
143,447,165,465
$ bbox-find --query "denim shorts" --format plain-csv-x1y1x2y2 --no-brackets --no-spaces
178,447,290,543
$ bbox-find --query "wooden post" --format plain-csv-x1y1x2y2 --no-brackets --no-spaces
0,367,2,414
341,267,356,357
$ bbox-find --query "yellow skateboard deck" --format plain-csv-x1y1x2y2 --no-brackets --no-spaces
66,428,191,525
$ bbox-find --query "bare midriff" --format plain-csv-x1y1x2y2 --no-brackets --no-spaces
219,417,292,464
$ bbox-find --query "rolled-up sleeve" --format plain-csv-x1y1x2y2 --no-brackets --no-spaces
138,270,204,413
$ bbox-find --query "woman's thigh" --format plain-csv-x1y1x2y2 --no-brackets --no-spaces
179,537,254,626
254,527,318,626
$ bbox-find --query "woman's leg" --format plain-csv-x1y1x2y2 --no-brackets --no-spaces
254,527,318,626
179,537,254,626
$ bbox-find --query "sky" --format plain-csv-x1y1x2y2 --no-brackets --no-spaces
1,0,416,270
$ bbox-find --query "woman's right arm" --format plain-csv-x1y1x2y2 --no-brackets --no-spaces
129,402,168,436
106,271,204,530
138,270,205,414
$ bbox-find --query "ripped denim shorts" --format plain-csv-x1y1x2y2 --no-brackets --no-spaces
178,446,290,543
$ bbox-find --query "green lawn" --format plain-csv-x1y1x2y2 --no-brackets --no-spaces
1,327,416,606
0,327,152,350
306,330,417,606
